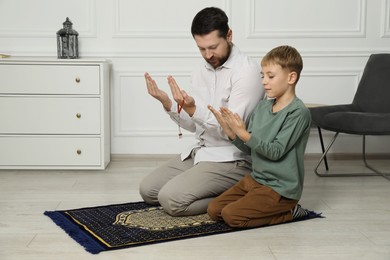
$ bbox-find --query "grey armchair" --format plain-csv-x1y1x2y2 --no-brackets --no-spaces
310,53,390,180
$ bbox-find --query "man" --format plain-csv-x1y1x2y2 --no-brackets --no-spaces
140,7,264,216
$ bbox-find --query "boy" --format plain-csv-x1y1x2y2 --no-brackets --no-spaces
207,45,311,228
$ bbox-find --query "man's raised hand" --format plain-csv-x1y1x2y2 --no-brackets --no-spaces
144,72,172,111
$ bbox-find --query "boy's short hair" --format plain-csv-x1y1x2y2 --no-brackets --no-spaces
191,7,230,38
261,45,303,83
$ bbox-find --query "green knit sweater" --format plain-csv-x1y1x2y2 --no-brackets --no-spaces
232,97,311,200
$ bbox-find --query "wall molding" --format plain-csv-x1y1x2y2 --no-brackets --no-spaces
298,69,362,106
302,69,361,91
381,0,390,38
0,0,96,38
302,69,361,79
113,70,192,137
112,0,232,38
247,0,367,38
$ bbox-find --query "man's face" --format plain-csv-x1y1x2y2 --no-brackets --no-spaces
194,30,232,68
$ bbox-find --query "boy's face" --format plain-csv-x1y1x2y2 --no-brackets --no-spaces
194,29,232,69
261,63,294,99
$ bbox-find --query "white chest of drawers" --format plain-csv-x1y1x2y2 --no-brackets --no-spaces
0,58,110,169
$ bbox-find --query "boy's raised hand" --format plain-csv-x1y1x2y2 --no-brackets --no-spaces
208,105,237,140
219,107,251,142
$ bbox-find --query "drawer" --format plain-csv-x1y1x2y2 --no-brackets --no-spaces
0,64,100,94
0,97,101,134
0,136,101,166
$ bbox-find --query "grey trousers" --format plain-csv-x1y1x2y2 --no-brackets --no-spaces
139,155,251,216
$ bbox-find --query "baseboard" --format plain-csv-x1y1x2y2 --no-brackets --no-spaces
111,154,176,161
305,153,390,160
111,153,390,161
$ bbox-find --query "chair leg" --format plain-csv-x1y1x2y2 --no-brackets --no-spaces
362,135,390,181
317,127,328,170
314,132,339,177
314,133,390,180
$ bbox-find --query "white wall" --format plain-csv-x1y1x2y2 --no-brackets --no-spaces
1,0,390,155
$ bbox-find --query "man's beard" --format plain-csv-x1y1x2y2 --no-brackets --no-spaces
206,43,232,68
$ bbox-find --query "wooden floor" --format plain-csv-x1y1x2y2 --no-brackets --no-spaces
1,156,390,260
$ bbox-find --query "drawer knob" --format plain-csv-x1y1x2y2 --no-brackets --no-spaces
75,77,81,83
76,113,81,118
77,149,82,155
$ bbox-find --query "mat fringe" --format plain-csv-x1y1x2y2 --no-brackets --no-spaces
44,211,105,254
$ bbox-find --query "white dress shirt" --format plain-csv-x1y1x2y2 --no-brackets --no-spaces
167,44,264,164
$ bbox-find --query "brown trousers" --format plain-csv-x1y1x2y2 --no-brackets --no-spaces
207,175,297,228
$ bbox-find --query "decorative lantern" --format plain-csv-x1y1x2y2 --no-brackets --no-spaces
57,17,79,59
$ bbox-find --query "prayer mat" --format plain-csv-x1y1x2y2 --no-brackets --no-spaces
44,201,323,254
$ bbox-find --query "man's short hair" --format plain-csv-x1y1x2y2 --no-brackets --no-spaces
191,7,230,38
